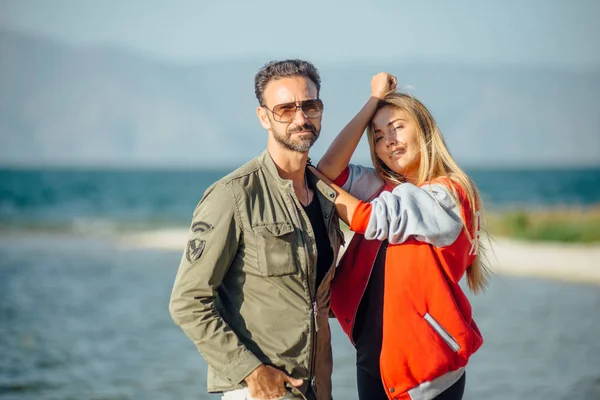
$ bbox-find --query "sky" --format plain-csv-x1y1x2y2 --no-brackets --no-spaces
1,0,599,168
1,0,599,68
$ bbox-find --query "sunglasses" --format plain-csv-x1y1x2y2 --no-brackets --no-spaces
263,99,324,123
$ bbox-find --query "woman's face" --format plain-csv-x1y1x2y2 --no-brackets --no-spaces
372,106,421,178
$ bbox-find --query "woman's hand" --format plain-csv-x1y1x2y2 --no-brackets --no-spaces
316,72,396,181
371,72,397,99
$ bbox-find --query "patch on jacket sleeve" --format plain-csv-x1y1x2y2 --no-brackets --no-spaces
192,221,213,233
186,239,206,263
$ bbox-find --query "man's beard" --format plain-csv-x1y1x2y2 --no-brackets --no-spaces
272,122,320,153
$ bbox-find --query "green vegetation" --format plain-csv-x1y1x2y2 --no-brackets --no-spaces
340,207,600,243
486,207,600,243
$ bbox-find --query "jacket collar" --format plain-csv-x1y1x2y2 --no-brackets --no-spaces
258,149,294,191
307,166,338,203
258,150,337,201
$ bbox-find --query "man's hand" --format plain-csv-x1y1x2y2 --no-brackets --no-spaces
245,364,303,400
371,72,397,99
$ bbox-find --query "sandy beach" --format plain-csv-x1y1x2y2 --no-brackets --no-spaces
5,228,600,400
118,229,600,285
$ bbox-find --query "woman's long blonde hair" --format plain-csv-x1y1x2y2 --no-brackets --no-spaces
366,91,491,294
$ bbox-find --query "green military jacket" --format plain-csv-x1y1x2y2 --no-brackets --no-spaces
169,150,344,400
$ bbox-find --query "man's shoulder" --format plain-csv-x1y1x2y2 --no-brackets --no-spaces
197,157,263,208
217,155,263,187
204,155,270,200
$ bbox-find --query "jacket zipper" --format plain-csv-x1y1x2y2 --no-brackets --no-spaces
310,204,340,398
288,192,317,398
290,190,338,399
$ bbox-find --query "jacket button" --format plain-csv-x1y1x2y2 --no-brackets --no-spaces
324,213,328,218
345,319,350,324
329,193,335,198
389,387,395,393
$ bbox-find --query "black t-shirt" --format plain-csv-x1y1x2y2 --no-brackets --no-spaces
353,240,387,376
302,186,334,288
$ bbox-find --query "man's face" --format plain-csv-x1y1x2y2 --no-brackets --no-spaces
257,76,322,153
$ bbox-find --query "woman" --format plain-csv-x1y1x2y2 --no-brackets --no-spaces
315,73,490,400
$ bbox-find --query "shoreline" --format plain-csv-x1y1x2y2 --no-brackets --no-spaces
117,229,600,285
2,227,597,285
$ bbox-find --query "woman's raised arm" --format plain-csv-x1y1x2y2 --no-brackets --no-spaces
316,72,396,180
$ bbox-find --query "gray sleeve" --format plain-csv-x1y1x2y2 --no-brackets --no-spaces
169,183,262,384
341,163,385,202
364,183,464,247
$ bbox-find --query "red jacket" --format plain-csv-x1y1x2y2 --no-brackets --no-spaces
331,178,483,400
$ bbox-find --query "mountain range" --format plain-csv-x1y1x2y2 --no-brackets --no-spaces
1,29,599,168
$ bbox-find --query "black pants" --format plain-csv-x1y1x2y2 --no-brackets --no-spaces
357,367,466,400
305,386,316,400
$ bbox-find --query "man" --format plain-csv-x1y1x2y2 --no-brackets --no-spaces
169,59,344,400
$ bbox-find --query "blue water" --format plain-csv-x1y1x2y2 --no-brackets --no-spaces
0,235,599,400
1,167,600,399
1,167,599,231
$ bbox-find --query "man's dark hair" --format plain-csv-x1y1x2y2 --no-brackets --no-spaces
254,59,321,105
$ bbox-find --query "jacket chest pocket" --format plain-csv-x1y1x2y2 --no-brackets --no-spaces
253,222,297,277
